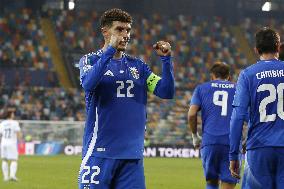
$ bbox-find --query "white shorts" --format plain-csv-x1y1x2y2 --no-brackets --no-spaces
1,143,18,160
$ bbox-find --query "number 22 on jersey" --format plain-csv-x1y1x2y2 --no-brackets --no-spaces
116,80,134,98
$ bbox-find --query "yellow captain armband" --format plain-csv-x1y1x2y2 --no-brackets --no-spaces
146,73,161,93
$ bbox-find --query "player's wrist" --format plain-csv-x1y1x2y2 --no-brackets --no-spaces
160,55,171,58
160,56,172,63
192,133,200,139
192,133,202,146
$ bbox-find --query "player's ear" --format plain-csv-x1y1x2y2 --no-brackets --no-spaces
277,44,281,53
101,27,110,41
210,73,215,80
227,75,231,81
254,47,260,56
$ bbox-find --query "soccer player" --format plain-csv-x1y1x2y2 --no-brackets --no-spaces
0,111,21,181
229,28,284,189
78,8,174,189
188,62,238,189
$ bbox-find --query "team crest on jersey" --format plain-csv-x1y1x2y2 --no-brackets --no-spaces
129,67,139,79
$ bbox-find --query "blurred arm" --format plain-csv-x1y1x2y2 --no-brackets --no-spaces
17,131,22,141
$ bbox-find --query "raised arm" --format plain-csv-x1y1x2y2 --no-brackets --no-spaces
79,46,116,91
79,35,123,91
146,41,175,99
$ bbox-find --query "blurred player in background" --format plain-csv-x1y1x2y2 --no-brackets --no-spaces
230,28,284,189
0,111,21,181
78,8,175,189
188,62,238,189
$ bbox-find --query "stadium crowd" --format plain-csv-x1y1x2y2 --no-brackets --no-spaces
0,9,58,87
0,87,85,121
50,10,250,144
242,17,284,49
3,9,273,145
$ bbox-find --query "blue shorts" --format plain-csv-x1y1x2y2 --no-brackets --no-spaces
78,157,145,189
201,145,238,184
242,147,284,189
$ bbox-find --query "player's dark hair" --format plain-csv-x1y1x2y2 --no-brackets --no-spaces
255,27,280,55
210,62,230,79
5,110,14,119
279,43,284,61
100,8,132,28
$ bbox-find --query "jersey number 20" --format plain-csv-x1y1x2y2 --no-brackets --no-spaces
257,83,284,122
213,91,228,116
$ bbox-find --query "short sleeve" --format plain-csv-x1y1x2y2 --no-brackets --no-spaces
14,122,21,132
233,70,250,108
190,86,201,106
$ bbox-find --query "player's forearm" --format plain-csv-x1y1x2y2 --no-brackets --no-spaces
188,114,198,134
81,46,116,91
153,56,175,99
229,106,247,160
17,132,22,141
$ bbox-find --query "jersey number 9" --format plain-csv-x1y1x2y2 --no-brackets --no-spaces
213,90,228,116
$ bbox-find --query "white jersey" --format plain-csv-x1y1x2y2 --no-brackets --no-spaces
0,120,21,145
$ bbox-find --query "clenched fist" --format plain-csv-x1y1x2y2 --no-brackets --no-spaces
153,41,171,56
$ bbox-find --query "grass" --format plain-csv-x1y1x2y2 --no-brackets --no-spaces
0,156,241,189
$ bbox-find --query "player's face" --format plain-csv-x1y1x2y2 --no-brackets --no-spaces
108,21,131,51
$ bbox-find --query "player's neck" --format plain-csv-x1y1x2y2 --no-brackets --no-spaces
214,78,227,81
212,79,228,82
260,53,278,61
113,52,123,59
211,76,228,81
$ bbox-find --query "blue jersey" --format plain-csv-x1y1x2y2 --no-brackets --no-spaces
230,59,284,160
79,46,174,161
190,80,236,147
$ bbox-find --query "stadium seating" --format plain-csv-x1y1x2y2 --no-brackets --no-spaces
0,86,85,121
2,9,254,145
241,17,284,50
50,11,250,145
0,9,58,87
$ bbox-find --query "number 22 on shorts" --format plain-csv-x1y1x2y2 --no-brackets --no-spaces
81,166,101,184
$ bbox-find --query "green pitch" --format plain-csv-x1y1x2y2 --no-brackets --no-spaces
0,156,241,189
